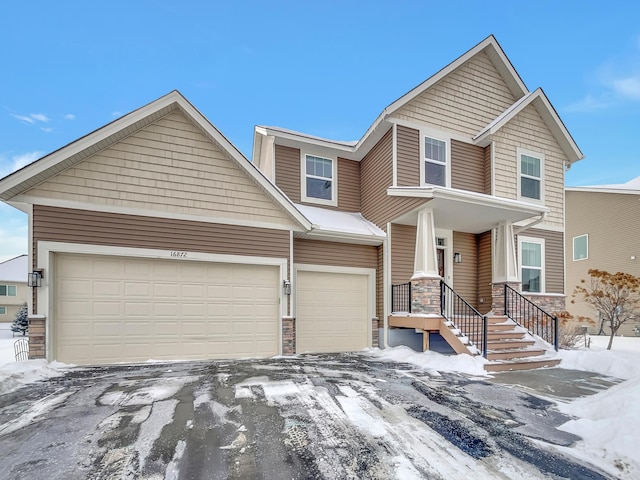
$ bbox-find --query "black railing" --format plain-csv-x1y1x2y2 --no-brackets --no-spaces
441,281,488,358
391,282,412,313
504,284,558,350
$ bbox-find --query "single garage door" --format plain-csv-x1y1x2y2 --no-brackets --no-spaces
296,269,369,353
54,253,280,365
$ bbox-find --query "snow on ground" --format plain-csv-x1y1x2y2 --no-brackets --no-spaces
2,318,640,478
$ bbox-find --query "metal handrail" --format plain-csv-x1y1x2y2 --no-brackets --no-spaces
441,281,488,357
504,284,558,350
391,282,412,313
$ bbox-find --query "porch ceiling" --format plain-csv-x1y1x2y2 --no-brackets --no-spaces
388,186,547,234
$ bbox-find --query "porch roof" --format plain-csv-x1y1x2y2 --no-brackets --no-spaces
387,186,547,234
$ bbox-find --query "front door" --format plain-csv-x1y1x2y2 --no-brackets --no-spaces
437,247,445,278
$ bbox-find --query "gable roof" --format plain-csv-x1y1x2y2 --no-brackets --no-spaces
473,88,584,165
0,91,311,230
254,35,579,165
0,254,28,283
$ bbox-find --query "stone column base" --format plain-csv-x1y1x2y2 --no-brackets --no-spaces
28,315,46,359
372,317,379,348
411,277,442,315
282,317,296,355
491,282,521,314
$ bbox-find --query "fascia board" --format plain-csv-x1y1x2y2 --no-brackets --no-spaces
566,186,640,195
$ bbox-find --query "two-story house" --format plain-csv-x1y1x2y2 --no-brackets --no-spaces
566,177,640,336
0,36,582,368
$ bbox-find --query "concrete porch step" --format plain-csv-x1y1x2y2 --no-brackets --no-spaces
484,358,561,372
486,348,545,361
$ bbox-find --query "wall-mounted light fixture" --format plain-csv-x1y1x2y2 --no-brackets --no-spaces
28,269,44,288
453,252,462,264
283,279,291,295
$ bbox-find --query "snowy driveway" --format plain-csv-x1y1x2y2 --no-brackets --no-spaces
0,353,615,479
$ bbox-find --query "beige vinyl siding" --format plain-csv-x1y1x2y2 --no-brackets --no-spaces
33,205,290,259
274,144,301,202
452,232,478,305
390,224,416,284
484,144,492,195
517,228,564,294
477,231,492,314
451,140,485,193
492,103,567,228
396,125,420,187
361,128,426,228
392,51,517,137
25,111,295,228
337,158,361,211
566,190,640,329
293,239,377,270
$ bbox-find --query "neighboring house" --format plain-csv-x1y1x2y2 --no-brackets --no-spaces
0,35,582,366
566,177,640,336
0,255,29,323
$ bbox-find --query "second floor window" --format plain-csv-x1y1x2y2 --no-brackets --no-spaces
519,150,543,201
303,154,335,205
0,285,17,296
424,137,447,186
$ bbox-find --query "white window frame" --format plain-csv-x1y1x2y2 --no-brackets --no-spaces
518,236,545,293
0,306,6,315
0,285,17,297
517,148,545,204
301,153,337,207
420,133,449,188
573,234,588,261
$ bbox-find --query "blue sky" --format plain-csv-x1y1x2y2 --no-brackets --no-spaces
1,1,639,261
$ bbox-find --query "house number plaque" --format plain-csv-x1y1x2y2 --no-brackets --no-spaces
170,251,187,258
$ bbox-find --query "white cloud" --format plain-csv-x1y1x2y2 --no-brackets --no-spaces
10,113,35,124
612,75,640,100
30,113,49,122
112,111,123,117
63,113,75,120
0,151,44,178
0,205,28,262
566,36,640,112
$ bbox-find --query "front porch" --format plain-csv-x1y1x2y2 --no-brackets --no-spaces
388,280,560,371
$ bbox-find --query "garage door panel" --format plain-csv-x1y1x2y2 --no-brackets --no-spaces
55,253,280,365
296,270,370,354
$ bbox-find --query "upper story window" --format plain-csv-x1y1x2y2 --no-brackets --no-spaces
424,136,447,186
518,148,544,203
0,285,17,296
573,234,588,261
519,236,545,293
302,154,337,206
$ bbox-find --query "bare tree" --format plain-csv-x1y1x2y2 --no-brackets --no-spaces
572,269,640,350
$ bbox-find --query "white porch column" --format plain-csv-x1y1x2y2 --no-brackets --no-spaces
493,221,519,283
411,207,439,280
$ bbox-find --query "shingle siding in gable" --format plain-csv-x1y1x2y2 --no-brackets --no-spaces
493,103,567,228
392,52,517,137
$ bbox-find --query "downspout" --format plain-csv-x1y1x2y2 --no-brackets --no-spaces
513,211,547,235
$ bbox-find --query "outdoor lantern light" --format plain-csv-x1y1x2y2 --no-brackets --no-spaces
28,269,43,288
453,252,462,264
283,280,291,295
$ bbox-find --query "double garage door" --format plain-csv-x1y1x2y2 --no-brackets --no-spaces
54,253,280,365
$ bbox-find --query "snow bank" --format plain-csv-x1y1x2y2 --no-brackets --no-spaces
0,360,70,395
366,346,489,377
